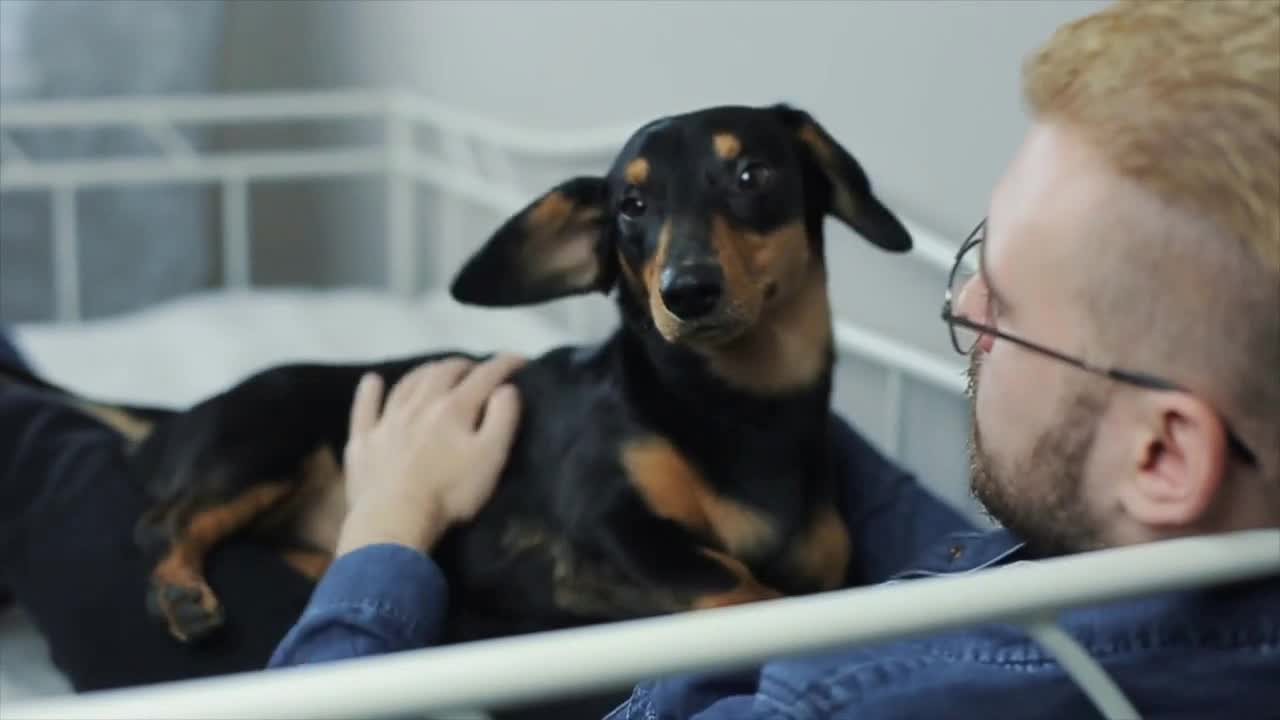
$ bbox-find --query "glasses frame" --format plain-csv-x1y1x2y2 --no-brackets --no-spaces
940,219,1257,466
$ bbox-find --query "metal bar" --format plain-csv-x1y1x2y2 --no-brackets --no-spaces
884,369,905,457
386,109,416,298
902,218,962,275
442,130,478,176
406,155,526,217
222,178,251,289
0,149,385,190
0,130,29,164
0,88,625,156
431,131,474,299
0,90,962,280
4,530,1276,720
481,144,519,190
834,319,967,396
142,121,198,160
396,91,638,158
1024,618,1142,720
50,187,81,322
0,90,389,129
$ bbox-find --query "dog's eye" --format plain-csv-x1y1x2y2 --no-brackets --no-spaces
737,163,773,192
619,196,647,219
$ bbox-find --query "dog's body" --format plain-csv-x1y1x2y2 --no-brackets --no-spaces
4,104,913,658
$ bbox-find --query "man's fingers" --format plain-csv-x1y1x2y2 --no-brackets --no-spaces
386,357,473,416
450,354,527,421
409,357,476,408
348,372,384,436
477,383,521,445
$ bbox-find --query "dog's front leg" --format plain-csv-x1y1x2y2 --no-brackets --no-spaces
578,493,783,618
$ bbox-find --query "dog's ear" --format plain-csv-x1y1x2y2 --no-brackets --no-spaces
771,104,912,253
450,177,617,307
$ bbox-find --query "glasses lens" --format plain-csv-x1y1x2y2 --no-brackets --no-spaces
947,237,981,354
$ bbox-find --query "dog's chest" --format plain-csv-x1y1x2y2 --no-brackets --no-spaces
621,434,850,593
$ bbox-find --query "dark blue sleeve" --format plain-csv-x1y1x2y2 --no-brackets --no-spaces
828,414,975,585
267,543,451,668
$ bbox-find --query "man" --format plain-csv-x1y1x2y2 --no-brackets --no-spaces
1,0,1276,717
269,0,1280,717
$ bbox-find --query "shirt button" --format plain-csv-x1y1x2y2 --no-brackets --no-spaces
948,545,964,561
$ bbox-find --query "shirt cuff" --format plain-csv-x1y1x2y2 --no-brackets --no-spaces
269,542,450,668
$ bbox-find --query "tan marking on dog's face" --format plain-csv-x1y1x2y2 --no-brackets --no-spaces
622,435,777,558
624,157,650,186
703,263,833,395
644,220,689,342
713,132,741,160
617,245,645,299
687,217,831,394
706,214,764,328
785,505,851,592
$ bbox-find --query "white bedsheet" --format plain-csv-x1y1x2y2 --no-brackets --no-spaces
0,286,578,703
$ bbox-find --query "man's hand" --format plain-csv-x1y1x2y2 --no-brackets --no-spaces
334,354,525,557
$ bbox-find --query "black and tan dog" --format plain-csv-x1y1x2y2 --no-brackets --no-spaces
5,103,912,650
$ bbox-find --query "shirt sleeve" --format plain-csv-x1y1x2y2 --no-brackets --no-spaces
267,543,450,668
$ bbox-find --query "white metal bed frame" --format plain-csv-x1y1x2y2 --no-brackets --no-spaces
1,90,1277,720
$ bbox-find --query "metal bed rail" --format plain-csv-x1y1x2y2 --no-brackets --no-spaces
3,529,1276,720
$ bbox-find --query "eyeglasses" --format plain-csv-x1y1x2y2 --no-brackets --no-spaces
941,219,1257,466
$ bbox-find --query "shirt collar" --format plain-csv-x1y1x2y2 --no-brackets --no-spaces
888,527,1028,580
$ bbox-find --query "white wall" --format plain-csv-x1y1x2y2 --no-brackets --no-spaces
221,0,1108,347
218,0,1111,522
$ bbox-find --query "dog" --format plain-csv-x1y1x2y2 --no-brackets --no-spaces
4,103,913,656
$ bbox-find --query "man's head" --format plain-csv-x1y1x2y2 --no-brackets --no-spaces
957,0,1280,555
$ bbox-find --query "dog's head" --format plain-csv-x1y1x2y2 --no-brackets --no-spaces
451,104,911,347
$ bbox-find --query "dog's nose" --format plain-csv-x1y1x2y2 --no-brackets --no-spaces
659,263,723,320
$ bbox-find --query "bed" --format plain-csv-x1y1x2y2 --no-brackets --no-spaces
1,90,1276,720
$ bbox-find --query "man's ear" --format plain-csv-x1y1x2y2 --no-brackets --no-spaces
771,103,912,253
450,177,616,307
1122,392,1228,528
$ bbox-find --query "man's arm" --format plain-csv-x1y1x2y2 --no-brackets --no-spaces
268,543,449,667
270,356,524,669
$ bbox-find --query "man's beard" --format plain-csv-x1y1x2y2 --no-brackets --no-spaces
965,353,1110,557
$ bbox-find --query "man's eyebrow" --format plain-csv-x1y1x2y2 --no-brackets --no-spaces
977,223,1010,312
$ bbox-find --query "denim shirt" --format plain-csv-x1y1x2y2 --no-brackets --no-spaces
268,418,1280,718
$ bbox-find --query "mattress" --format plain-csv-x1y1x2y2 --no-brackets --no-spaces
0,285,577,703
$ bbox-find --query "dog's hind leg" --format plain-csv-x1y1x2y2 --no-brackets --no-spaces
146,481,296,643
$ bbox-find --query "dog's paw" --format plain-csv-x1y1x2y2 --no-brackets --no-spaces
146,576,225,643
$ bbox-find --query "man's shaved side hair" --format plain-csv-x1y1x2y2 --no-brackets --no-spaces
1022,0,1280,470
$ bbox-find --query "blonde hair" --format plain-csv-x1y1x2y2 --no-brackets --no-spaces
1022,0,1280,466
1024,0,1280,271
